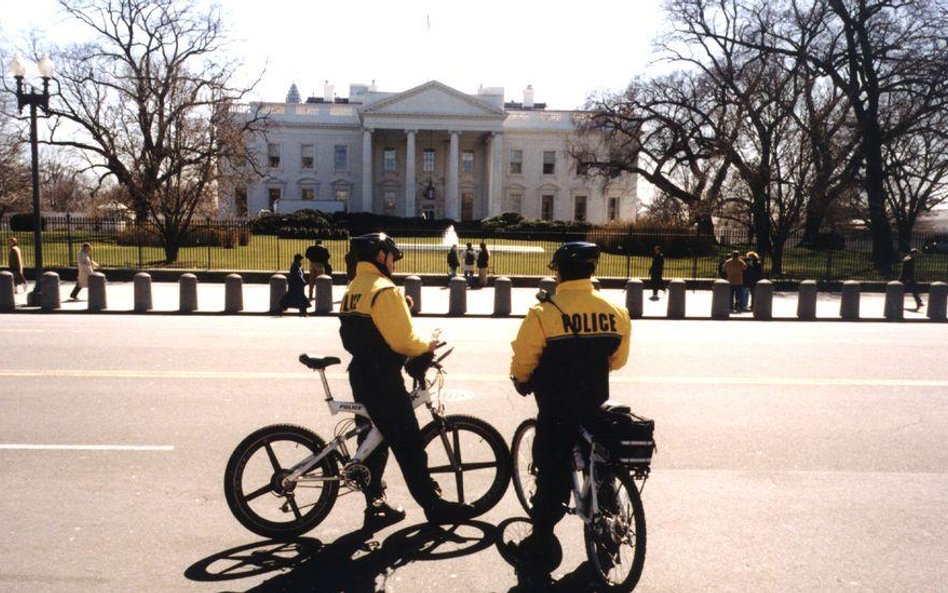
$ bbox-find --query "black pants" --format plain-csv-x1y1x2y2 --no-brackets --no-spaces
903,280,923,307
530,390,598,538
349,358,436,507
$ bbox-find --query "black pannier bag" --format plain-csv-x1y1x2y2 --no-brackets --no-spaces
586,404,656,476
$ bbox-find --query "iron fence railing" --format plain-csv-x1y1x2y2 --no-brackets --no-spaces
2,215,946,282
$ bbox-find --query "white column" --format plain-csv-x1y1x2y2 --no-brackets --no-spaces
362,128,373,212
405,130,416,217
488,131,504,217
445,130,460,220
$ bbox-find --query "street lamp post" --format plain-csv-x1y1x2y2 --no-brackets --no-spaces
10,55,54,306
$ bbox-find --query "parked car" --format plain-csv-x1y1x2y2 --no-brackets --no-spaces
922,235,948,254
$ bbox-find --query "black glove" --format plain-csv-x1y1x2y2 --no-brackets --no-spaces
511,375,533,396
406,352,435,382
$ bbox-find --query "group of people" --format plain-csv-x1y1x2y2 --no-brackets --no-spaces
6,237,100,300
338,232,630,590
278,239,333,317
447,242,489,288
720,250,765,312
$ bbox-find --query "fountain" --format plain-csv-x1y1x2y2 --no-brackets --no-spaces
400,225,544,254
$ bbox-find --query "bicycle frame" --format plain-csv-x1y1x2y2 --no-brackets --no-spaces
283,363,441,487
567,427,609,526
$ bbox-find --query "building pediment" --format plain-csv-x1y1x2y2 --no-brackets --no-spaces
363,81,506,118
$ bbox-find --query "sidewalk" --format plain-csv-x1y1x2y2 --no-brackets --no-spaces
4,279,937,321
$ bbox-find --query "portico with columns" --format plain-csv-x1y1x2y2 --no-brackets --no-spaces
359,81,507,220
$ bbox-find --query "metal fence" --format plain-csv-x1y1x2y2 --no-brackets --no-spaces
2,215,946,282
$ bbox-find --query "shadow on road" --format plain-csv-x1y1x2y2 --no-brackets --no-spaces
185,519,499,592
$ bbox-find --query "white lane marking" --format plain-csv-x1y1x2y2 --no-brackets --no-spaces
0,444,174,452
1,369,947,388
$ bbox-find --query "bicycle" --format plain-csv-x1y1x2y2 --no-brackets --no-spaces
509,402,654,592
224,346,511,540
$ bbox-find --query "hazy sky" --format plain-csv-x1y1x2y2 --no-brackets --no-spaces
3,0,666,109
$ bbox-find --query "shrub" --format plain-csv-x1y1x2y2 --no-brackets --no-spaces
10,212,44,232
588,221,715,257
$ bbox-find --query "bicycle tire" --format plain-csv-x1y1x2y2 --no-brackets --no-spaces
419,414,511,515
583,466,647,592
510,417,538,514
224,424,339,540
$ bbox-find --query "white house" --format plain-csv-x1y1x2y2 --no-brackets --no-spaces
227,80,638,223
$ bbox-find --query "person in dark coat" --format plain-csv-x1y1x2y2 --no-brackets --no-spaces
742,251,764,310
648,245,665,300
899,248,923,309
304,239,331,300
476,242,490,288
446,245,460,278
279,254,310,316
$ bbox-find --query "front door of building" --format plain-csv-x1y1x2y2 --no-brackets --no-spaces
461,193,474,221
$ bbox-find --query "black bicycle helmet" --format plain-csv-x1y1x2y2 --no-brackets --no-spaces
353,232,403,262
548,241,600,271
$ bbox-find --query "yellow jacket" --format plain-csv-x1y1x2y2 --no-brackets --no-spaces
510,279,631,402
339,262,428,365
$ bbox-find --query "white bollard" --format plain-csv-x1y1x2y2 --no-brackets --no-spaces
88,272,107,312
625,279,643,319
134,272,152,312
884,281,904,321
40,271,61,311
840,281,860,321
179,274,198,313
404,275,422,315
711,280,731,319
493,276,512,317
928,282,946,321
448,276,467,317
225,274,243,313
752,280,773,320
0,271,14,312
666,279,686,319
269,274,287,314
797,280,817,320
315,275,333,315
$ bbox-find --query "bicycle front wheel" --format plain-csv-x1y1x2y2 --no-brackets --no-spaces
224,424,339,540
583,467,647,592
419,414,511,515
510,417,538,514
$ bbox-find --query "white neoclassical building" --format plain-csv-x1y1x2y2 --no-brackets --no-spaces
228,80,638,223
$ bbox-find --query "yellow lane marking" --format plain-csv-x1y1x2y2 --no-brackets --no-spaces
0,369,946,388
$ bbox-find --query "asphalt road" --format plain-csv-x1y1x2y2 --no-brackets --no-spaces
1,314,946,592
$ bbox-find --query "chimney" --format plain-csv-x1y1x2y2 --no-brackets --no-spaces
323,80,335,102
523,85,534,109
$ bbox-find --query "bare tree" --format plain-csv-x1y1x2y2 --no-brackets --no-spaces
41,0,265,262
39,153,91,213
0,79,31,217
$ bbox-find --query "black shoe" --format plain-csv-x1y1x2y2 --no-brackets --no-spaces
423,499,477,525
363,500,406,531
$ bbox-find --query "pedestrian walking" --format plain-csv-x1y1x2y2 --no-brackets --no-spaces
69,243,99,301
304,239,331,300
447,245,460,278
721,250,746,312
648,245,665,300
279,254,310,316
899,248,923,310
476,242,490,288
742,251,764,311
8,237,27,293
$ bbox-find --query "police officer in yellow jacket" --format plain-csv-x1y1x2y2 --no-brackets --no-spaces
340,233,475,529
510,241,631,586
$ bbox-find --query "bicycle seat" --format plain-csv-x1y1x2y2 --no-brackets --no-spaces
599,400,630,414
298,354,342,370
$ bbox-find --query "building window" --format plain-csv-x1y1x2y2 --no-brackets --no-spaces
541,194,554,221
423,149,436,173
462,151,474,173
335,188,349,202
509,149,522,175
301,187,315,200
267,143,281,168
234,187,247,216
334,145,348,172
608,197,619,221
301,144,314,169
542,151,556,175
384,190,397,216
574,195,587,222
383,148,396,173
508,192,522,214
268,187,281,210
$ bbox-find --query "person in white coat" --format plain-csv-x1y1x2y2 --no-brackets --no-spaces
69,243,99,301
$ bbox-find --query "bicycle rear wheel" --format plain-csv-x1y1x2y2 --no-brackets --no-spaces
224,424,339,540
419,414,511,515
509,417,538,514
583,466,647,592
